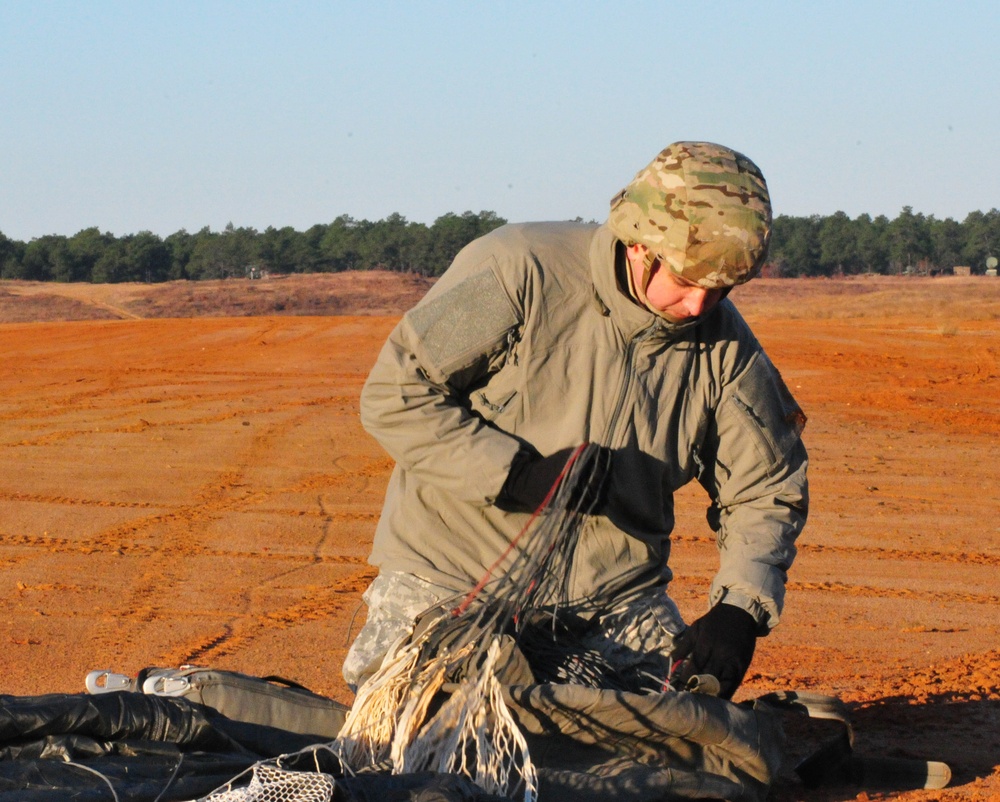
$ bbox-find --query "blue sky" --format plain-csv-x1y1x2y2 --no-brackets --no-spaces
1,1,997,240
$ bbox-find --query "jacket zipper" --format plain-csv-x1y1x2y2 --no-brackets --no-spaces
566,320,659,601
604,322,659,449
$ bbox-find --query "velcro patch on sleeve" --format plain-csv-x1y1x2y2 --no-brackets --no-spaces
407,268,521,377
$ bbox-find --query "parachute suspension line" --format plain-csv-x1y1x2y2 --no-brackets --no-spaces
453,441,589,617
151,754,184,802
334,443,606,802
65,762,121,802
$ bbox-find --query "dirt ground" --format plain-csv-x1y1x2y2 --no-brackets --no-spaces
1,275,998,800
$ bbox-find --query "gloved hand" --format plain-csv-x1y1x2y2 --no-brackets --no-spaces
499,445,611,514
670,603,758,699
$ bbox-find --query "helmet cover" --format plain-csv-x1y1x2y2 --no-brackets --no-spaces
608,141,771,289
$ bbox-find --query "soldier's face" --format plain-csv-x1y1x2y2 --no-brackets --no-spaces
626,245,725,319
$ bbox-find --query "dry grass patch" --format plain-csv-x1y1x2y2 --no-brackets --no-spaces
0,272,436,322
735,276,1000,323
0,287,120,323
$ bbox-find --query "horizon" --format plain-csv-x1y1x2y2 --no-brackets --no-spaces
5,204,998,244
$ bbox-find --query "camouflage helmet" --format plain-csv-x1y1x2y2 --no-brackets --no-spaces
607,141,771,290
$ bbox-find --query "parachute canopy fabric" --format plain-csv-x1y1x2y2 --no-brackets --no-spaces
0,690,506,801
0,671,946,800
0,683,787,802
504,682,784,802
0,690,318,801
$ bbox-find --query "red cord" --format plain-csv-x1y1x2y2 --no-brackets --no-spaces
451,443,589,617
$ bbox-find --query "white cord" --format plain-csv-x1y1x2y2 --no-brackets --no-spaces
64,760,120,802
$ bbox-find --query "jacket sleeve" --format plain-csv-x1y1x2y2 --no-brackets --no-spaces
360,259,526,506
699,348,808,633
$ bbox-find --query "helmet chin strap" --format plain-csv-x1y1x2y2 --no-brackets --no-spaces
639,249,658,297
625,248,659,312
640,251,684,323
626,246,731,325
622,248,690,326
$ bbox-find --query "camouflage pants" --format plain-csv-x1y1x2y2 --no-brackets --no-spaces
583,589,687,687
343,570,686,691
599,588,686,647
342,571,452,691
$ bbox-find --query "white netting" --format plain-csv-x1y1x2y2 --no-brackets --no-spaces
198,762,336,802
334,636,426,767
398,640,537,800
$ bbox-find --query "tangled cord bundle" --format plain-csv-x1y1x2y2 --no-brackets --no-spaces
334,443,611,802
200,444,614,802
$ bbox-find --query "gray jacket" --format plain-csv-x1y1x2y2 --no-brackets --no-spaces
360,222,807,630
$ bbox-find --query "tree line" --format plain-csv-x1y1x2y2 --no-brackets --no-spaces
1,207,998,283
0,211,507,283
769,207,1000,277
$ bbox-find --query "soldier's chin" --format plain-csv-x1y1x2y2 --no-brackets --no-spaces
659,308,692,323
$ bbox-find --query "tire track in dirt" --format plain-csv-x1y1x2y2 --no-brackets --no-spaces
804,542,1000,567
0,491,155,509
672,573,1000,607
0,556,27,570
672,533,1000,568
788,580,1000,606
84,406,382,667
1,393,356,447
0,528,370,564
158,568,378,668
162,548,375,666
164,457,382,665
48,367,368,382
179,625,237,665
0,363,348,415
81,298,142,319
255,568,378,629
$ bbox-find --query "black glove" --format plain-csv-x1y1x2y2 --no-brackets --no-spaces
499,445,611,514
670,603,758,699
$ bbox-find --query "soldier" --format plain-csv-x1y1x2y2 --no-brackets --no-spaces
344,142,807,700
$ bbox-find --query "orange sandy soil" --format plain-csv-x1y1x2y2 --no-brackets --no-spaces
1,274,998,800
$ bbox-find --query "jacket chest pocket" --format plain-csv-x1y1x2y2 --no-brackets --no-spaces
468,363,523,425
473,387,518,421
